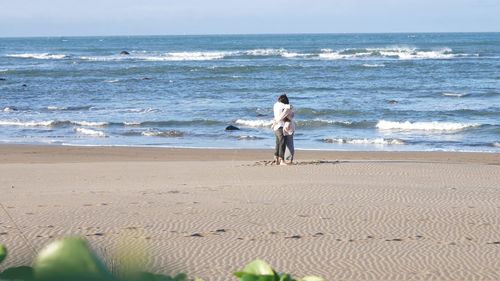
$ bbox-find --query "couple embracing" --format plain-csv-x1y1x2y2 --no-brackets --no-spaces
272,94,295,165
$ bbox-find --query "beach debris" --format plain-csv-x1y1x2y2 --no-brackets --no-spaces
225,125,240,131
0,78,6,81
215,229,226,233
141,77,152,80
285,235,302,239
190,233,204,237
487,241,500,245
119,50,130,55
388,100,398,105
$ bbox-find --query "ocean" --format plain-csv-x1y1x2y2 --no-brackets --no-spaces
0,33,499,152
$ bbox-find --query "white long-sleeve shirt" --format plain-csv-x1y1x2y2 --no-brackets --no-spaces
273,103,295,133
272,102,286,131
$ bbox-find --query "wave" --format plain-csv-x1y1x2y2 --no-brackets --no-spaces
80,51,227,62
363,63,385,68
7,53,68,60
141,129,184,137
376,120,480,131
322,138,405,145
243,48,310,58
235,119,273,127
0,120,58,127
319,47,474,60
5,47,476,62
493,142,500,147
297,119,373,129
0,119,108,127
237,135,265,140
46,105,94,111
442,92,469,97
75,128,106,137
2,107,19,112
119,107,159,114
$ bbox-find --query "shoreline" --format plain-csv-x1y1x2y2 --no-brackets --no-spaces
0,144,499,164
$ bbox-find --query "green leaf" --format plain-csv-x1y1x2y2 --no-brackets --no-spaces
241,259,275,276
278,273,295,281
0,266,34,281
33,237,114,281
299,276,324,281
234,273,277,281
0,244,6,264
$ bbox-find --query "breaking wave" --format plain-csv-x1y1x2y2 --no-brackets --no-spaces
319,47,474,60
442,92,470,97
323,138,405,145
141,129,184,137
235,119,273,127
75,128,106,137
7,53,69,60
376,120,480,131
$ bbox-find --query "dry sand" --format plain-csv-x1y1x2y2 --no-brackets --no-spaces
0,145,499,281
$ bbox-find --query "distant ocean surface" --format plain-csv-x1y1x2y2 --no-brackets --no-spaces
0,33,499,152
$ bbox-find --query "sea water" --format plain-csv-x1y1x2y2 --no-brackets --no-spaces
0,33,498,151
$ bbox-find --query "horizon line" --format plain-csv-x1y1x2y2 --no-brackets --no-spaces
1,31,499,39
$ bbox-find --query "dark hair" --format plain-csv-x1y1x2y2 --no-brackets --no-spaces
278,94,289,104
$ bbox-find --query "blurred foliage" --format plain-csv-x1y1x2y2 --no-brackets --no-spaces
0,239,323,281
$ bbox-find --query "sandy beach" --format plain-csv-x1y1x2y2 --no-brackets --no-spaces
0,145,499,281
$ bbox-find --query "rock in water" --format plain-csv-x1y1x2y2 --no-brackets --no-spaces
225,125,240,131
120,51,130,55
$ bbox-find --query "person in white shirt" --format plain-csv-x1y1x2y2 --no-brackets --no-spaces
272,94,293,165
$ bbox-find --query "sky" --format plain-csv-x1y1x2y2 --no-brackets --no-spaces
0,0,499,37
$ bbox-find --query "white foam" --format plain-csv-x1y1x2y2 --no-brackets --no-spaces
0,69,8,72
7,53,68,60
318,47,465,60
154,51,227,61
81,51,227,62
313,119,353,125
245,48,285,56
324,138,405,145
493,142,500,147
141,130,183,137
0,120,57,127
235,119,273,127
376,120,480,131
123,107,158,114
2,107,16,112
75,128,106,137
104,79,120,83
71,121,108,127
442,92,469,97
123,121,142,126
363,63,385,68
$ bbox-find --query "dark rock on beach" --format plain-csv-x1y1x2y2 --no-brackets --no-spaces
120,51,130,55
225,125,240,131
